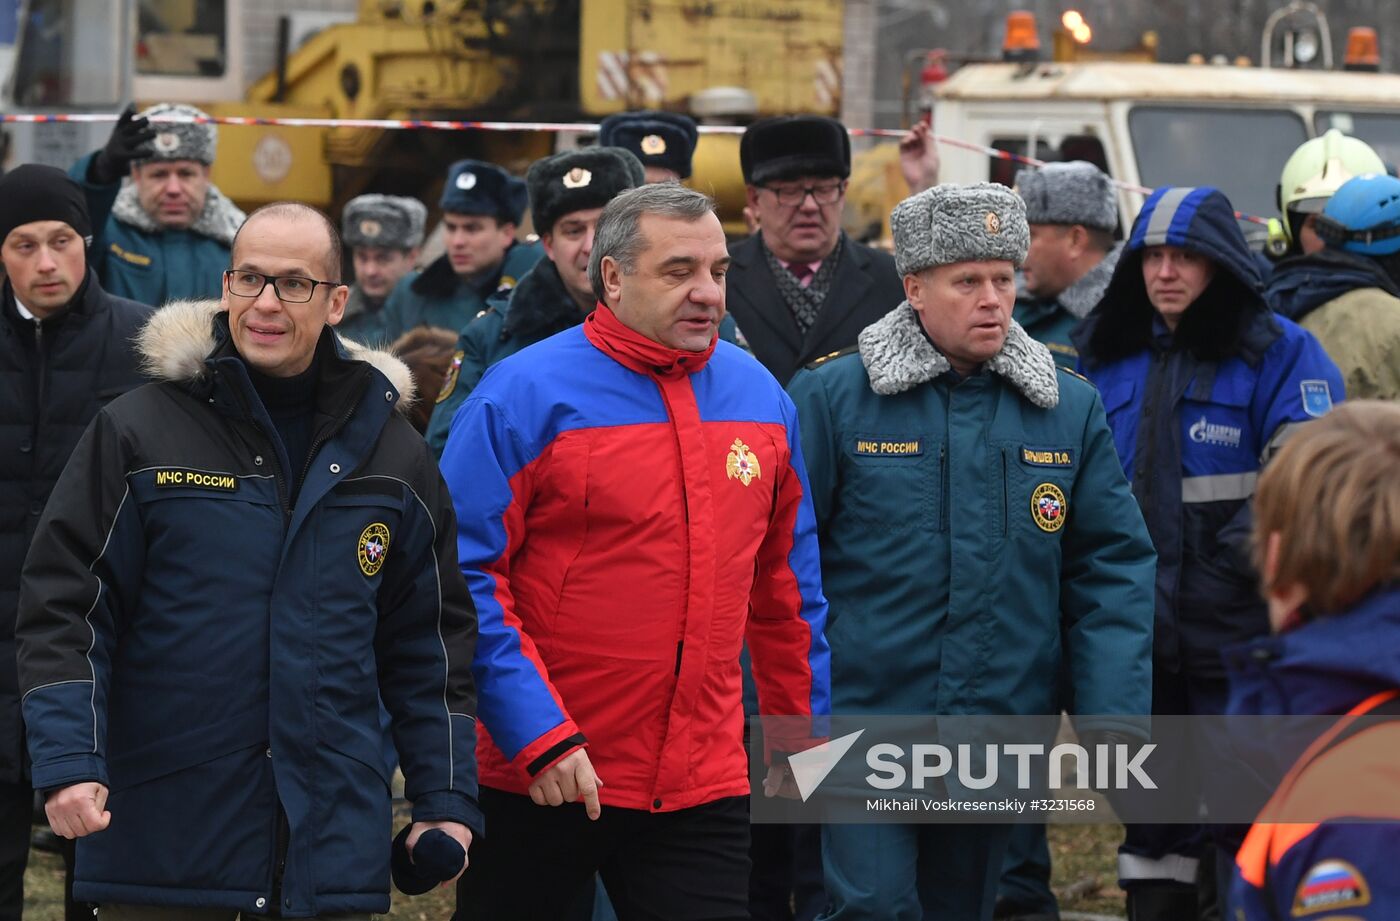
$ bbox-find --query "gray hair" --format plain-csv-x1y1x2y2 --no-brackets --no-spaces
588,183,717,303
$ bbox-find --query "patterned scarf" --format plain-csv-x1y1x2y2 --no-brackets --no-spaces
763,234,845,335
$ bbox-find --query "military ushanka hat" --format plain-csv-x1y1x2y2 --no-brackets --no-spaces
1014,161,1118,232
891,182,1030,276
440,160,529,225
135,103,217,166
342,194,428,250
527,147,645,235
598,111,699,179
740,115,851,185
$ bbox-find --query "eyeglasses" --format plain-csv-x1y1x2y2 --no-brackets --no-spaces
761,181,846,207
224,270,341,304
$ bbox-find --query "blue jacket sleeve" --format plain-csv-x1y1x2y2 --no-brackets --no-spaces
440,384,584,779
374,448,483,836
425,312,499,459
1059,386,1157,731
17,410,141,792
1252,323,1346,462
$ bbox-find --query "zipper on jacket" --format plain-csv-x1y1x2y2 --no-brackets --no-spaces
999,448,1009,536
270,804,290,910
226,378,292,516
31,320,46,440
297,400,357,495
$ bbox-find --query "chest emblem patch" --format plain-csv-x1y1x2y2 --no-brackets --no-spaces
358,522,391,577
1293,859,1369,915
437,350,464,404
1031,483,1067,533
726,438,762,487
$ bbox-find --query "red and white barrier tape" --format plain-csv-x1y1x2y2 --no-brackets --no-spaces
0,112,1269,225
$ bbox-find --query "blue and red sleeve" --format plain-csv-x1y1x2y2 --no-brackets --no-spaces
440,393,585,780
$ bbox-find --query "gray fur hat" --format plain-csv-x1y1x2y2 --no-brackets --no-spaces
891,182,1030,276
136,103,217,166
1013,161,1118,232
342,194,428,250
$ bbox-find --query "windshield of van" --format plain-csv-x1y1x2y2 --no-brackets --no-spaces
1315,111,1400,170
1129,106,1308,222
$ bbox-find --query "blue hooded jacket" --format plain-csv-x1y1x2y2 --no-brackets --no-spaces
1226,585,1400,920
1074,187,1344,681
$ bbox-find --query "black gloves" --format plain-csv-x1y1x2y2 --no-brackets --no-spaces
88,105,156,185
390,824,466,895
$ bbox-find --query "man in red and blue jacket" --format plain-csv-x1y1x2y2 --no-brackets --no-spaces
441,182,830,921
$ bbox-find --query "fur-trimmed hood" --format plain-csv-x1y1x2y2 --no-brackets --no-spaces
857,301,1059,408
111,181,246,246
135,299,416,410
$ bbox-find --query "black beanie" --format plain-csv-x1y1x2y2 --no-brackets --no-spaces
0,164,93,246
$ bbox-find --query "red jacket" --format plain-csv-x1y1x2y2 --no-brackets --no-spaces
441,305,830,811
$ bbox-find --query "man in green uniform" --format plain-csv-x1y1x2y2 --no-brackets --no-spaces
337,194,427,345
1013,160,1120,370
379,159,541,340
788,182,1155,921
424,147,646,456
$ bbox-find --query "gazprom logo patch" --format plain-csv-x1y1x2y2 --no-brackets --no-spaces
1189,416,1242,449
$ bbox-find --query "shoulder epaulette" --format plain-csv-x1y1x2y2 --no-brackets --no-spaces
1057,365,1094,387
473,307,495,320
805,345,858,370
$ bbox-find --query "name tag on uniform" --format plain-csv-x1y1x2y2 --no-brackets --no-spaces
854,439,923,457
1021,447,1074,467
153,468,239,492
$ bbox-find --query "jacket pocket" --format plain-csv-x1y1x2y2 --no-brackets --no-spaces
841,433,942,531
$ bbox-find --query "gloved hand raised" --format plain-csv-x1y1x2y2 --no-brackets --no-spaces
88,105,157,185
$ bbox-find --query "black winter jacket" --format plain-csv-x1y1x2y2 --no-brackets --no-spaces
0,271,148,783
725,233,904,385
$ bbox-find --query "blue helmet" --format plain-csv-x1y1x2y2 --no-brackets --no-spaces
1315,172,1400,256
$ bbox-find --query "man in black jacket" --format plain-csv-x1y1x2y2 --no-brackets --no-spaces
18,202,480,919
0,164,150,918
725,115,905,385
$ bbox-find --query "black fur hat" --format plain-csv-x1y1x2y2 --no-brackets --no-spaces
527,147,645,235
740,115,851,185
599,111,698,179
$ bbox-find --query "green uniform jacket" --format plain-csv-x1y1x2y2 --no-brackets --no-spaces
425,258,742,457
377,241,543,342
70,152,244,307
1012,245,1120,371
787,303,1155,724
335,285,395,347
1297,286,1400,401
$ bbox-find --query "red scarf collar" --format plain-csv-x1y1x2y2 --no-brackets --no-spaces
583,303,716,379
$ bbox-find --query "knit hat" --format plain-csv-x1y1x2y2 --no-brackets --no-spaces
1014,161,1118,232
740,115,850,185
528,147,645,235
342,194,428,250
0,164,93,246
135,103,217,165
440,160,529,225
891,182,1030,276
598,111,699,179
